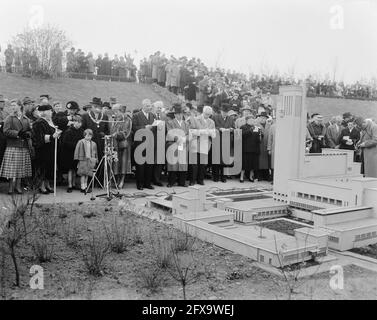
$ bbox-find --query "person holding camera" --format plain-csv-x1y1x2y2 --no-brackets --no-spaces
0,99,33,194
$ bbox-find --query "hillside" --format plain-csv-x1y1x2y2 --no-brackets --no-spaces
271,95,377,121
0,73,376,120
0,73,172,110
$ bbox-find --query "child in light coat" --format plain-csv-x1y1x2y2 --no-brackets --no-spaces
74,129,98,192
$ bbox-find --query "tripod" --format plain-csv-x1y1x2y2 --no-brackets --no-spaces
86,136,121,200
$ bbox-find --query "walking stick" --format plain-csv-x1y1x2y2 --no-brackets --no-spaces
54,134,57,198
53,127,61,198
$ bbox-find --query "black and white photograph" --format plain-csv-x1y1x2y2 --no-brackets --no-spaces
0,0,377,308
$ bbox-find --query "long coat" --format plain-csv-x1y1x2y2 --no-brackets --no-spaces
32,118,56,179
81,111,110,161
188,115,216,154
166,118,189,172
325,124,341,148
241,124,262,171
257,122,271,170
170,64,181,87
360,122,377,178
198,79,208,105
2,114,31,149
212,114,235,165
267,123,276,169
131,111,156,148
61,126,84,172
165,63,173,87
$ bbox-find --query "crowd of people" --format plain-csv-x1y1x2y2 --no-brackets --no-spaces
140,51,377,101
0,92,376,195
2,45,377,100
66,48,137,81
1,44,63,78
0,44,137,81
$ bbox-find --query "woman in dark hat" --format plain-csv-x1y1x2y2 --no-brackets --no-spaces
0,99,33,194
32,104,62,194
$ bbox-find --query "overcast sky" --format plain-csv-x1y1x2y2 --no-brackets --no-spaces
1,0,376,83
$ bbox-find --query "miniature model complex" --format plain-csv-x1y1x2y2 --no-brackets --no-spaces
148,84,377,267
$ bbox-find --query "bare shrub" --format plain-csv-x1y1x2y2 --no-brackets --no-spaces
0,243,6,299
138,263,163,294
61,216,82,248
170,227,196,253
149,234,172,269
0,198,36,286
30,232,54,263
80,230,109,276
167,248,202,300
103,216,131,254
33,209,58,237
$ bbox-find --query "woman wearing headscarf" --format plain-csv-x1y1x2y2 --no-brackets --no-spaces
356,117,377,178
0,99,32,194
32,104,62,193
110,104,132,189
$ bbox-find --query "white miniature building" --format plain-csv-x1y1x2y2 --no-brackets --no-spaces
225,198,288,223
273,84,377,251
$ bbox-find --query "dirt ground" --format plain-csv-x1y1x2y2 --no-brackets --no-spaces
1,199,377,300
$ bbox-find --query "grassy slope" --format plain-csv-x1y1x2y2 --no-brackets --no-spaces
273,95,377,121
0,73,170,110
0,72,376,120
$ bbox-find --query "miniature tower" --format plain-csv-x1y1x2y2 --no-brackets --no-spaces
273,85,307,203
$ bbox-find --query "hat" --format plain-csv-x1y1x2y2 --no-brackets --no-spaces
37,104,53,112
257,111,268,118
90,97,102,106
197,105,204,114
40,95,50,100
103,102,110,108
22,97,35,105
228,110,238,117
66,101,80,110
110,97,117,103
343,112,352,119
241,106,252,112
172,104,183,114
221,103,231,112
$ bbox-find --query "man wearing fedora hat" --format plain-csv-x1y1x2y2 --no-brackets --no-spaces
166,103,189,188
81,97,110,183
212,103,235,182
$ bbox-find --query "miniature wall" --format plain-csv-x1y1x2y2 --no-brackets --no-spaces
312,208,373,226
302,154,348,178
363,188,377,217
288,179,355,209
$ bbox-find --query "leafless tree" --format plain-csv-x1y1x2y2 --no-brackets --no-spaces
11,24,72,76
